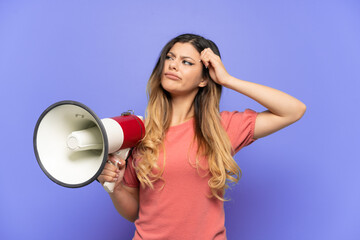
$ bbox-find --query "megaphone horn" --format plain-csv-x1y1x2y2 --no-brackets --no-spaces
33,100,145,192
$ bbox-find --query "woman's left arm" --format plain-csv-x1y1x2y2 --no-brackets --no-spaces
201,48,307,139
223,76,306,139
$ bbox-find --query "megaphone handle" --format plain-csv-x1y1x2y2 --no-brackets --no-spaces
103,148,131,193
103,182,115,193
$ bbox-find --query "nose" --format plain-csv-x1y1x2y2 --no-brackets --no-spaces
168,59,178,70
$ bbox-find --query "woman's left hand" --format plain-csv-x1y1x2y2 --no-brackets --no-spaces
200,48,231,86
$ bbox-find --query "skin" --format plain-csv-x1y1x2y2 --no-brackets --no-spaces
200,46,307,139
161,42,209,126
98,42,307,222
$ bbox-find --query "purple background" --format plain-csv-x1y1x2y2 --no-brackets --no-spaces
1,0,359,239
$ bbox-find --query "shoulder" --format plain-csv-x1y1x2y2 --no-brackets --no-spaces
220,109,259,153
220,109,258,128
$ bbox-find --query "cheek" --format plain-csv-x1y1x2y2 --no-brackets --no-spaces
162,61,170,71
185,69,203,84
160,76,165,87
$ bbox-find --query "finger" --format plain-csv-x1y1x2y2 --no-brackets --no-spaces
200,48,213,58
108,154,120,162
101,169,119,178
103,162,119,172
200,49,214,68
108,155,125,165
110,158,126,170
98,174,118,184
202,48,218,60
117,159,126,170
200,56,210,68
206,48,215,54
203,53,221,69
200,47,211,55
116,170,126,183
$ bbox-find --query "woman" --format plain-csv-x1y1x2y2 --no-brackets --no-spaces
98,33,306,239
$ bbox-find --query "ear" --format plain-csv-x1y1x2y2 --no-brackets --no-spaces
198,76,208,88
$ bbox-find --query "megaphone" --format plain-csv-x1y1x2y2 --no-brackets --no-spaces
33,100,145,193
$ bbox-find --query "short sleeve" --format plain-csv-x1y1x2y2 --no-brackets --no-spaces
221,109,258,154
122,154,140,188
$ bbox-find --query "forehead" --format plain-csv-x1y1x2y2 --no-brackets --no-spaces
168,42,200,57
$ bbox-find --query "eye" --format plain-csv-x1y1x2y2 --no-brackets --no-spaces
182,60,194,66
165,55,173,60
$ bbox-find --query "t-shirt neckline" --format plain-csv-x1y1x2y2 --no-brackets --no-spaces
168,117,194,132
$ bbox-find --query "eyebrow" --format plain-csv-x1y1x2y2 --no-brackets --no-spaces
168,52,196,62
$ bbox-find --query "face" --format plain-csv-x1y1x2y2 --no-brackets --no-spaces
161,42,207,97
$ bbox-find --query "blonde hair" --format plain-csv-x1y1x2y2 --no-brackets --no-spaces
135,34,241,201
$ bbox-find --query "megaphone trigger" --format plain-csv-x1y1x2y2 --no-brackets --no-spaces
113,148,131,160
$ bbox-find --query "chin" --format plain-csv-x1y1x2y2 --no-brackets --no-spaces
161,80,177,93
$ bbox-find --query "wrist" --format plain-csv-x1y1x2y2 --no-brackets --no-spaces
221,75,234,88
108,182,125,194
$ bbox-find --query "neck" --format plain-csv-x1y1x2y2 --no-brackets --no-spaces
170,93,197,126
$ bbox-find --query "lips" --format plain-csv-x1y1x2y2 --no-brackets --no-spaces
164,72,181,80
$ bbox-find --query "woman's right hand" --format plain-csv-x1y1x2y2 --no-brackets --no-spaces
97,154,126,191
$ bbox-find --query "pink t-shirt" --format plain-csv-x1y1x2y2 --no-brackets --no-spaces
123,109,258,240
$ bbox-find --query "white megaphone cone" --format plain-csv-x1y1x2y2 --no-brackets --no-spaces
33,100,145,193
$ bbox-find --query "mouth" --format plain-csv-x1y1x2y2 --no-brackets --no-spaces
164,72,181,80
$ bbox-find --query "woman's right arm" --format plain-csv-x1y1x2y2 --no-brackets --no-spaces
109,183,139,222
98,155,139,222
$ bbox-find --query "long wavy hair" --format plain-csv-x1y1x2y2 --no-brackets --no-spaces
134,33,241,201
